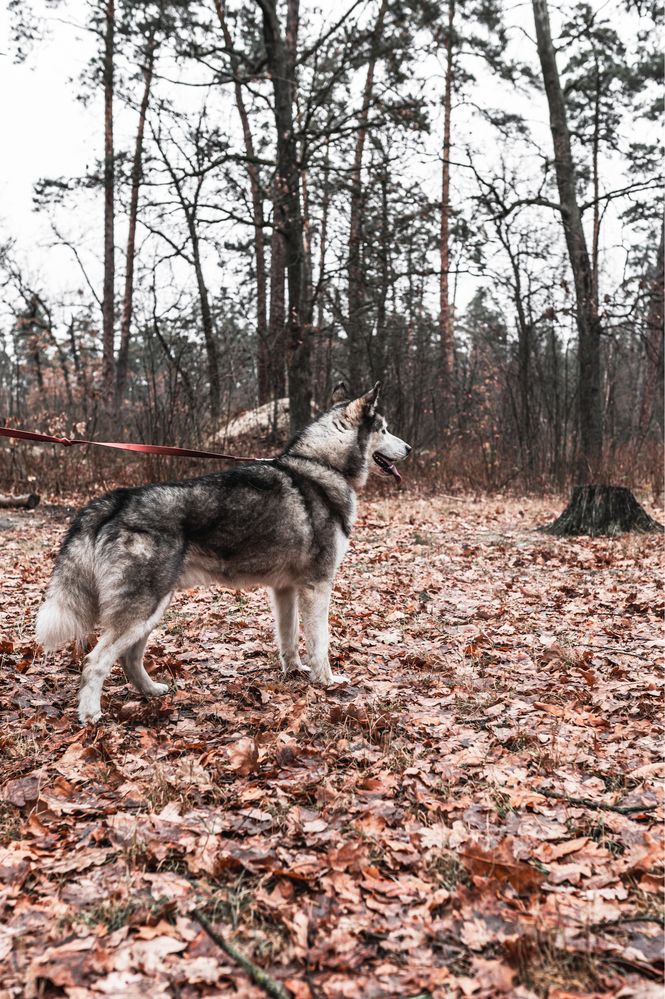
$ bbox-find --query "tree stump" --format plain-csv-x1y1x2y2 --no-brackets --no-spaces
541,485,664,537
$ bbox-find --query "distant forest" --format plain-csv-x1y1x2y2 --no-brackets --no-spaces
1,0,662,492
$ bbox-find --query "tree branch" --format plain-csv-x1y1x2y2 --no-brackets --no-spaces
537,787,658,816
190,908,292,999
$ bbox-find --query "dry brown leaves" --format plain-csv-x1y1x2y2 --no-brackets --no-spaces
0,492,663,998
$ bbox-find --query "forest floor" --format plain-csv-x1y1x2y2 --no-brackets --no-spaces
0,491,663,998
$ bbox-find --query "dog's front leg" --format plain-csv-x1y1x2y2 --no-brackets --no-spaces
299,583,348,686
270,587,309,675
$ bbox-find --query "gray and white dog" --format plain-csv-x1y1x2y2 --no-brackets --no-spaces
36,382,411,724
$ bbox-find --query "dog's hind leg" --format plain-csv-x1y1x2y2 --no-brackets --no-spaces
121,635,169,698
270,587,309,675
299,583,348,686
78,593,171,724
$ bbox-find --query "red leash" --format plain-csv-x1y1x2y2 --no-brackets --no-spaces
0,425,264,462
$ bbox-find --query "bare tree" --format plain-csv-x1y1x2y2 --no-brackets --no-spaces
532,0,602,480
347,0,388,397
259,0,311,432
638,223,664,437
115,31,158,408
439,0,456,423
102,0,116,398
152,117,221,427
214,1,271,404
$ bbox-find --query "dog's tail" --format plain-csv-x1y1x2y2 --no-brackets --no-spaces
36,515,99,651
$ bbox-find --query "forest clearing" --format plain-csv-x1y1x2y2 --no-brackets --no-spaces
1,490,662,997
0,0,663,994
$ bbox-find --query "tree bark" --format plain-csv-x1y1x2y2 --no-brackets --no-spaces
439,0,456,424
532,0,602,481
590,53,601,317
115,34,157,409
313,133,332,407
102,0,115,397
268,220,286,400
541,485,663,536
260,0,311,433
504,239,533,480
214,1,270,404
189,222,221,427
347,0,388,397
638,223,664,436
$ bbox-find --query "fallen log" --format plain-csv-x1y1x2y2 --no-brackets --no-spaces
0,493,41,510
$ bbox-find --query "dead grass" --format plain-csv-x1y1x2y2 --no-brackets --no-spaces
509,932,606,997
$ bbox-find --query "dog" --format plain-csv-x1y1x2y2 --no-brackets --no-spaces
35,381,411,724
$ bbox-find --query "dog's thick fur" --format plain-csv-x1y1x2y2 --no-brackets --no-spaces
36,383,411,723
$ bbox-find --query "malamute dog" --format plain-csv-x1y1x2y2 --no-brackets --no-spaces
36,382,411,723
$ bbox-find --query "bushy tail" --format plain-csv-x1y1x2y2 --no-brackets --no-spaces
36,596,90,650
36,531,98,651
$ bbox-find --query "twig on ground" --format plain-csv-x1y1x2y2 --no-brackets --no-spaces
575,643,650,661
537,788,659,815
191,907,292,999
592,914,665,929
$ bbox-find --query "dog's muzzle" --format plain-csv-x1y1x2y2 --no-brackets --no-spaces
372,448,410,482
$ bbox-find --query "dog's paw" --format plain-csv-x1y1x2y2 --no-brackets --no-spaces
78,703,102,725
281,657,310,675
309,667,348,686
146,681,169,697
328,672,349,685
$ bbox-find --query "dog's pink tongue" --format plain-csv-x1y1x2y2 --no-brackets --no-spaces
389,464,402,483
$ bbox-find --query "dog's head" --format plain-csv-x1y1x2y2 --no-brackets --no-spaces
286,381,411,489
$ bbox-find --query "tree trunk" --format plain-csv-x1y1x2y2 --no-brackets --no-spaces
261,0,311,433
638,223,664,436
214,1,269,404
189,223,221,427
532,0,602,481
590,54,601,317
439,0,456,424
347,0,388,397
300,153,314,350
102,0,115,397
541,485,663,536
115,34,156,409
268,221,286,401
498,230,533,479
313,133,332,407
374,156,391,385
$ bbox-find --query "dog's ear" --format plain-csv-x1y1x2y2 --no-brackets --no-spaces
365,381,381,416
330,381,349,406
346,381,381,422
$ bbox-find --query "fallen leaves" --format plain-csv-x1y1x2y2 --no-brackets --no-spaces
225,736,260,776
0,494,663,996
459,840,546,892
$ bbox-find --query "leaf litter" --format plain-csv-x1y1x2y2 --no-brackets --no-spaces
0,493,663,997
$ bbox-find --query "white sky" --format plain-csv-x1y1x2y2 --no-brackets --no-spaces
0,0,657,341
0,6,96,300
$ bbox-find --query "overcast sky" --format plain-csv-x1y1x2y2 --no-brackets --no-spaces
0,1,653,337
